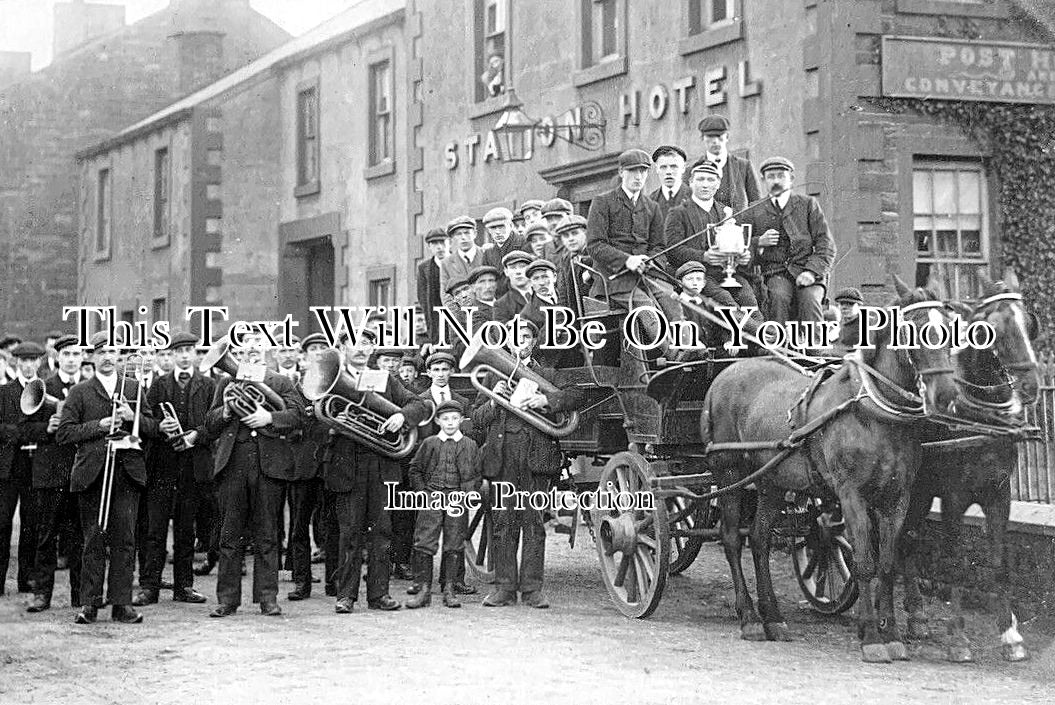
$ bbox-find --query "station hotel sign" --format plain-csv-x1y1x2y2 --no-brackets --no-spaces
882,36,1055,104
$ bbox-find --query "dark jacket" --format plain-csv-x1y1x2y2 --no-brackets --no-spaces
20,373,79,488
408,434,482,492
482,233,531,298
664,198,739,278
56,375,159,492
418,386,469,439
203,371,305,480
744,194,836,286
416,257,443,344
0,380,31,482
146,370,216,483
493,288,530,324
649,185,692,224
692,153,762,213
585,187,668,299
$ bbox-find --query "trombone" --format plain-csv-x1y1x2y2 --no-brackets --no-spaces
99,353,145,532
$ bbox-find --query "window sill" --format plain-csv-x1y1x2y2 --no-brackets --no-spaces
151,236,169,250
364,160,396,180
572,56,628,88
469,94,511,120
679,19,744,56
294,181,320,199
895,0,1008,18
92,250,111,263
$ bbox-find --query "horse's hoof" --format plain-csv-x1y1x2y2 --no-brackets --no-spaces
861,644,892,663
886,641,910,661
946,645,974,663
1002,643,1029,662
764,622,793,642
741,623,767,641
906,618,929,641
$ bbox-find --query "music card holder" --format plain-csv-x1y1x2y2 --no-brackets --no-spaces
355,369,390,392
508,377,540,408
237,362,267,383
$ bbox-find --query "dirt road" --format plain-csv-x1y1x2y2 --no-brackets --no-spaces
2,530,1053,705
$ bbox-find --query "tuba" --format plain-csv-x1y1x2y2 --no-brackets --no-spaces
199,338,287,416
459,333,579,438
21,379,62,416
302,349,418,459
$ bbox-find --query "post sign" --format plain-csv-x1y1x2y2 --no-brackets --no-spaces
882,36,1055,105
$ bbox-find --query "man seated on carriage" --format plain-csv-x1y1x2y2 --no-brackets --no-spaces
494,250,535,324
471,319,584,608
554,215,593,315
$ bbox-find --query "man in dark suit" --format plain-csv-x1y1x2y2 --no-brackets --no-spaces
493,250,534,324
202,330,304,617
133,332,212,607
649,145,690,223
22,336,83,612
585,149,683,347
480,207,529,297
416,228,449,344
323,328,429,613
743,157,836,324
0,342,45,596
57,333,159,624
693,115,762,214
439,216,490,309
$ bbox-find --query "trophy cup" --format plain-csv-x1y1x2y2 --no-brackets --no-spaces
706,208,752,289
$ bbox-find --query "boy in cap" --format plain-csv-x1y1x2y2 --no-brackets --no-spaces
417,228,450,344
440,216,489,308
832,287,864,354
525,222,551,260
693,115,761,212
650,145,690,221
405,399,482,609
517,199,545,229
494,250,534,324
398,356,424,394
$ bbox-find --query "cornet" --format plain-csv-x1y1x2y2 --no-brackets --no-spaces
159,401,195,451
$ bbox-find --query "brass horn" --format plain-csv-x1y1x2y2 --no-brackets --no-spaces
302,349,418,459
20,379,61,416
458,333,579,438
199,337,287,416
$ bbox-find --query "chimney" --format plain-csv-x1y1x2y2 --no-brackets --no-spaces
53,0,126,58
0,52,31,89
168,0,229,94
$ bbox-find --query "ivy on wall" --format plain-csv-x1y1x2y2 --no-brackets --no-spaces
870,97,1055,353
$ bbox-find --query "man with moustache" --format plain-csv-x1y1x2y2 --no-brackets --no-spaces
693,115,761,213
133,332,212,607
468,265,499,323
57,333,159,624
649,145,690,222
494,250,535,324
23,336,84,612
417,228,450,344
481,208,528,297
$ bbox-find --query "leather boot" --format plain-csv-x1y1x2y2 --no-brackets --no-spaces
450,551,477,595
405,552,432,609
441,554,461,608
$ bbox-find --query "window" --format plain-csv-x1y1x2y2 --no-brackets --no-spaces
368,61,393,167
682,0,743,54
151,297,167,326
153,148,170,244
296,84,319,194
95,168,111,257
913,161,989,298
369,277,392,307
575,0,627,87
587,0,618,64
473,0,508,102
689,0,735,33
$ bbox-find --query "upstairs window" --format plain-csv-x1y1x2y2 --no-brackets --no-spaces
369,61,393,167
296,83,320,195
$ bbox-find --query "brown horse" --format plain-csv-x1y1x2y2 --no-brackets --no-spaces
700,277,960,662
898,273,1040,662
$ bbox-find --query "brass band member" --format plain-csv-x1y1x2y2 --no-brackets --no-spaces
23,336,84,612
203,329,304,618
57,332,158,624
326,328,429,613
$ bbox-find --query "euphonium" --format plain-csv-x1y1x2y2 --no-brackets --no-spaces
302,348,418,459
458,333,580,438
20,379,61,416
199,338,286,416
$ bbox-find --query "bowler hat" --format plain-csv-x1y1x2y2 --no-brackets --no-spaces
618,149,652,170
760,156,795,174
697,115,731,135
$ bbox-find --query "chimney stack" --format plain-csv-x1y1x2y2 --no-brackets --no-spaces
53,0,126,58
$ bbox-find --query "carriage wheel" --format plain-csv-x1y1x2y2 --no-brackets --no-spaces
791,509,858,615
463,502,495,584
666,495,716,575
592,452,670,618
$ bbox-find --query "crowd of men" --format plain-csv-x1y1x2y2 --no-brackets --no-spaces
0,115,869,622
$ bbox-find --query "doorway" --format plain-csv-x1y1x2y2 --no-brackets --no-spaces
281,236,335,334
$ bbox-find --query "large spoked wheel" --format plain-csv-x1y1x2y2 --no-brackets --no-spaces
592,452,670,618
463,502,495,584
791,507,858,615
667,494,718,575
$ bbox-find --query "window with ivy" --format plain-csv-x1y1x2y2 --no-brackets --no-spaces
913,160,989,298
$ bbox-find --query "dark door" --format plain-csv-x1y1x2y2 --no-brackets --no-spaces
281,236,335,334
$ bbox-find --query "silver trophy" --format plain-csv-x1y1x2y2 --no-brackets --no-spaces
706,208,752,289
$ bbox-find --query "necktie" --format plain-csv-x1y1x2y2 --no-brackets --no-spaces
773,198,781,210
177,372,189,388
440,388,448,403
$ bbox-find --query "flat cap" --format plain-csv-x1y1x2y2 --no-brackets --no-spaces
501,249,534,268
45,330,65,340
525,222,550,241
53,335,81,353
526,258,556,278
11,341,46,359
424,227,449,243
556,214,588,236
690,161,722,179
445,215,476,236
426,351,457,368
300,332,330,351
618,148,652,170
468,265,500,284
833,287,863,304
89,331,112,352
517,199,545,216
399,355,419,369
541,198,573,216
374,347,403,359
445,276,471,295
697,115,731,135
435,398,465,417
482,207,514,225
168,331,199,350
675,261,707,280
651,145,687,162
760,156,795,174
